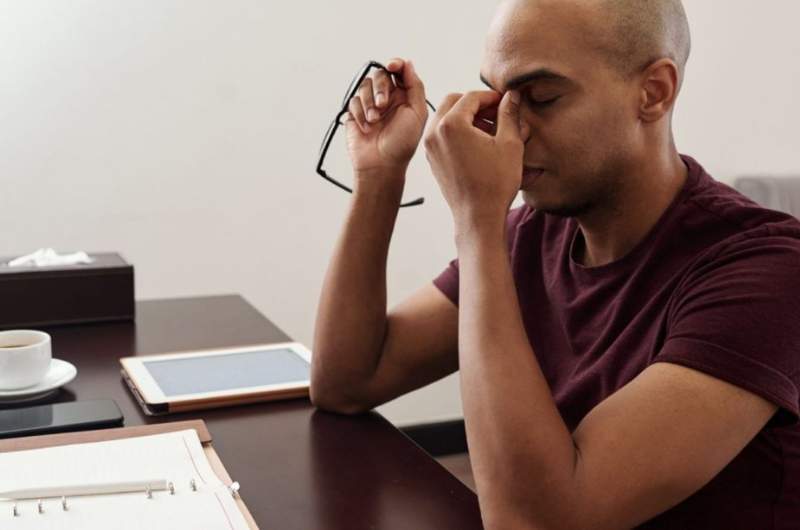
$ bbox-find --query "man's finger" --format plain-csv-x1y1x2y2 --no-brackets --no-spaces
436,93,464,116
357,77,379,123
429,93,464,131
450,90,502,121
348,96,371,134
372,68,394,109
387,59,427,115
496,90,522,140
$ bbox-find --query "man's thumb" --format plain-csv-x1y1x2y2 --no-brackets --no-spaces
497,90,521,140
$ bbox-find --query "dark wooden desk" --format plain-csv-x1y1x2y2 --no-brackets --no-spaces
11,295,483,530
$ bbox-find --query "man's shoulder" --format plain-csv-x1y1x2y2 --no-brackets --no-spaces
674,180,800,294
686,174,799,231
681,166,800,260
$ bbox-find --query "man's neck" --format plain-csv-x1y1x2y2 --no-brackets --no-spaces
574,151,688,268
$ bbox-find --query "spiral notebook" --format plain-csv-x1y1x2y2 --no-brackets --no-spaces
0,421,257,529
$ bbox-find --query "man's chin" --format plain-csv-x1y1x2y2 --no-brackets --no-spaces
520,190,583,217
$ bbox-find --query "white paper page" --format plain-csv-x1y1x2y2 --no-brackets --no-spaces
0,430,250,530
2,489,249,530
0,430,218,492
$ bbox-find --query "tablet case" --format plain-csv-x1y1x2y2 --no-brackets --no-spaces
120,367,309,416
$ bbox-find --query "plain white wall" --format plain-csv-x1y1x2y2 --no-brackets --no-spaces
2,1,799,427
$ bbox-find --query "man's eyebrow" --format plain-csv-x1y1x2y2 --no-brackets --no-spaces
480,69,572,92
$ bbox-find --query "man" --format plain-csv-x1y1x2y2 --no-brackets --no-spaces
311,0,800,528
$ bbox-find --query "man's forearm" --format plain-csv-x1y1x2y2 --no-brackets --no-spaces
456,221,579,529
311,170,406,411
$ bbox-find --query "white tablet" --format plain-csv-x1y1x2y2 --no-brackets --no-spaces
119,342,312,415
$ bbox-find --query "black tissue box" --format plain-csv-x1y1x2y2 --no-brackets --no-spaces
0,252,135,329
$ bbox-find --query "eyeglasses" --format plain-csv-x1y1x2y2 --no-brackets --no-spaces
316,60,437,208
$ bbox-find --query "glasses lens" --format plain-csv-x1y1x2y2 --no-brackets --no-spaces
319,121,355,190
319,117,337,156
318,61,424,207
340,62,373,108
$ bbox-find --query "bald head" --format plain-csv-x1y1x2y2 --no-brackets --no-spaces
489,0,691,82
598,0,691,80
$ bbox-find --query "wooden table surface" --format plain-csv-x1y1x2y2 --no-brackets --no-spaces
4,295,483,530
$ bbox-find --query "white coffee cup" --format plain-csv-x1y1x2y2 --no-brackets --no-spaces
0,330,52,390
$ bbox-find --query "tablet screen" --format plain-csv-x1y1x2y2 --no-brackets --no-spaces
142,348,310,397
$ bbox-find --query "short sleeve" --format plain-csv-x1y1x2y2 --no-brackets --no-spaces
432,205,532,306
656,229,800,427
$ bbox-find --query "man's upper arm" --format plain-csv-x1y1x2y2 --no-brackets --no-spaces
358,282,459,409
563,232,800,528
567,361,779,529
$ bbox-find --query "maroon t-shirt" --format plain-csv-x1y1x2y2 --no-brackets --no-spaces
433,155,800,528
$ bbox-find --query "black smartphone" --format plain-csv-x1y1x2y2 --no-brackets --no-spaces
0,399,124,439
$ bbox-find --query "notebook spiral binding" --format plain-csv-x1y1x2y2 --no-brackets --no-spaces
6,479,241,518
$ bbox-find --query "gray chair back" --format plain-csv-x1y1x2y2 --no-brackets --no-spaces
733,176,800,218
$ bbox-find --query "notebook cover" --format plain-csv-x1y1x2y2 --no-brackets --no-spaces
0,419,258,529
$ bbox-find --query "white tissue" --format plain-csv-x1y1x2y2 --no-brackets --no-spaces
6,248,95,267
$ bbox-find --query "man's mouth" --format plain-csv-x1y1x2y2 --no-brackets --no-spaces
522,166,545,186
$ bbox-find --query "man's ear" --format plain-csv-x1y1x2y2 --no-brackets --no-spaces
638,58,680,123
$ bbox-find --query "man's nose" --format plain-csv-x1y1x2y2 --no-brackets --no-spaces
520,119,532,143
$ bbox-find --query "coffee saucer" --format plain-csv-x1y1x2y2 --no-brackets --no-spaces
0,359,77,403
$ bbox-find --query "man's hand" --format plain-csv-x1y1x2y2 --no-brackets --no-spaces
423,90,528,232
345,59,429,180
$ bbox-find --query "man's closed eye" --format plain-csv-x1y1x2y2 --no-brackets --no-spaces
526,94,561,108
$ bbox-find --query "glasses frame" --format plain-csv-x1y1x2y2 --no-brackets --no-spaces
316,60,437,208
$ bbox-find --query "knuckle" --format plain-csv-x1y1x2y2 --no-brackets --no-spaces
375,69,389,84
423,130,436,149
438,94,456,107
349,98,365,121
438,118,456,136
358,83,373,100
374,77,389,95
